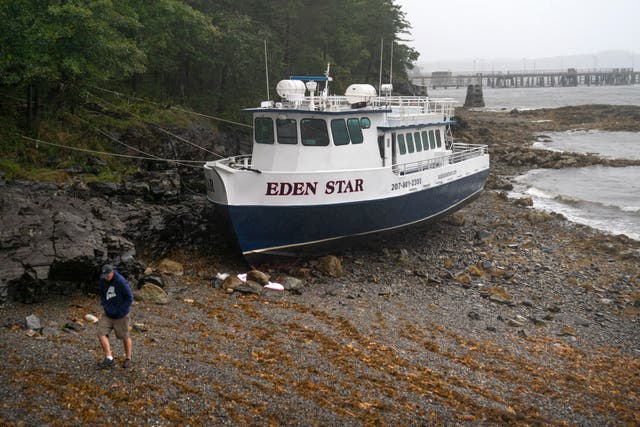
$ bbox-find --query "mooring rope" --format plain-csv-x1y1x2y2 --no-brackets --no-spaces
20,135,206,169
84,91,225,159
88,85,254,129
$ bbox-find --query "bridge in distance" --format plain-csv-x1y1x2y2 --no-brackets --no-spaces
412,68,639,89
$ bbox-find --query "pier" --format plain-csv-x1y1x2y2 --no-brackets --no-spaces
414,68,640,89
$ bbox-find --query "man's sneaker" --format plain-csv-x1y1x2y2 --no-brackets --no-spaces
97,357,115,369
122,358,131,369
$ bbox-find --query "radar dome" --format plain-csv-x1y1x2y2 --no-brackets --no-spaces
276,80,306,101
344,84,377,104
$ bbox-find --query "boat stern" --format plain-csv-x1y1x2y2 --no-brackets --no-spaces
203,160,230,205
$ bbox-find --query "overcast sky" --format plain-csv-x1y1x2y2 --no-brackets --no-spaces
397,0,640,63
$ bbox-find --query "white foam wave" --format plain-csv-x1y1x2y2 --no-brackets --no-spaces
620,206,640,213
526,187,556,199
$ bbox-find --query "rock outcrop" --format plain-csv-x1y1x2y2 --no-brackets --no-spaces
0,178,218,304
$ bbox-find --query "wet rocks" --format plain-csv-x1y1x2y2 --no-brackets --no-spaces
41,327,59,337
157,259,184,276
138,274,165,289
507,316,527,327
484,287,513,305
475,230,492,242
0,176,220,303
247,270,270,286
514,197,534,207
222,275,243,292
234,281,265,295
136,283,170,305
88,181,119,196
132,322,149,332
317,255,343,278
557,325,577,337
277,275,304,292
0,182,138,303
445,213,465,226
63,321,83,333
25,314,41,330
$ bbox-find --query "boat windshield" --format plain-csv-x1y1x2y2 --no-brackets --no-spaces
301,119,329,146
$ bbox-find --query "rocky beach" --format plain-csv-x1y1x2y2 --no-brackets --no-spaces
1,105,639,425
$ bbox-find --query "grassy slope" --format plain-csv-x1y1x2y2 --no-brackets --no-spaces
0,88,211,183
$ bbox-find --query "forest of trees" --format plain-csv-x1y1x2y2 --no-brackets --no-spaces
1,0,418,121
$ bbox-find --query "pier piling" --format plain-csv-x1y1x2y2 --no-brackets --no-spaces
464,84,485,108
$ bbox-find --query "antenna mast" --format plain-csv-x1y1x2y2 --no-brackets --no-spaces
378,38,384,94
264,40,270,100
323,63,331,98
389,40,394,86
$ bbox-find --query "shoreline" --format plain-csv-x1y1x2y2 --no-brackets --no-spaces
1,104,639,425
458,105,640,243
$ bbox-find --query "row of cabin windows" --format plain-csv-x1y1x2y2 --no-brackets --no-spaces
397,129,443,155
254,117,371,146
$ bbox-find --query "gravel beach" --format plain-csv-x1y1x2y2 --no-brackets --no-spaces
1,105,639,426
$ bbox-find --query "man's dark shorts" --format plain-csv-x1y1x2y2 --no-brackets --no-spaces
97,314,130,339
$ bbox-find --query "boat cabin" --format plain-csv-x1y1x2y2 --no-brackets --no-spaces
245,76,454,174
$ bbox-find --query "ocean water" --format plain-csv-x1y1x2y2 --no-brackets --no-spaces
429,85,640,110
515,128,640,240
514,166,640,240
433,84,640,239
533,131,640,160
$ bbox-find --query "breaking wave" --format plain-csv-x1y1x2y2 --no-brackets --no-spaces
513,166,640,240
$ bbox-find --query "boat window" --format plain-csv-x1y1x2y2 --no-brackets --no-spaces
377,135,384,158
406,133,415,153
421,131,429,150
301,119,329,146
347,118,364,144
254,117,274,144
428,130,436,149
398,134,406,154
361,117,371,129
435,129,443,147
276,119,298,144
330,119,350,146
414,132,422,152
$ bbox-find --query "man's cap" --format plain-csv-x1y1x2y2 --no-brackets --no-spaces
100,264,114,279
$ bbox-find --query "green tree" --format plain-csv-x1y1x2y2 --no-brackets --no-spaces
130,0,219,102
0,0,146,125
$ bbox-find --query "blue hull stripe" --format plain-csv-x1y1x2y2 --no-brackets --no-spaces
219,169,489,255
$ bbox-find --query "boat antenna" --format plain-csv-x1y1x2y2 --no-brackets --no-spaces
264,40,270,100
323,63,331,98
389,40,394,87
378,38,384,94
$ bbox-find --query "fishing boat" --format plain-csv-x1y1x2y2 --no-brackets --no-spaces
204,69,489,258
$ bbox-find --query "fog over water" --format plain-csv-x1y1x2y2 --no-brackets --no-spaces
397,0,640,66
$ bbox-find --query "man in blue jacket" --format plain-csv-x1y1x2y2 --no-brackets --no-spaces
97,264,134,369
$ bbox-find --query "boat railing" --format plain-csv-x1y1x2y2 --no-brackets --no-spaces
395,143,488,175
373,96,456,116
275,96,456,116
217,143,486,174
